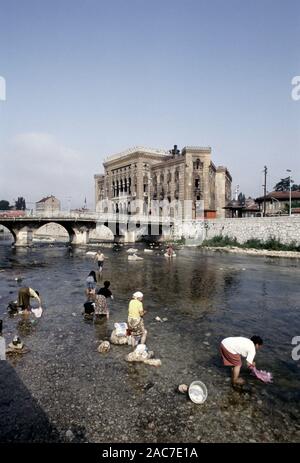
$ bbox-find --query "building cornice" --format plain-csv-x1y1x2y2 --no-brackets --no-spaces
182,146,212,154
104,146,169,164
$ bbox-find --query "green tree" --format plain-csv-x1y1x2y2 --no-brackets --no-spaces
283,201,300,213
238,192,246,205
0,200,10,210
15,197,26,210
274,177,291,191
292,184,300,191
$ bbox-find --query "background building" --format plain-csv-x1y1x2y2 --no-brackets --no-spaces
95,145,232,219
255,191,300,215
35,195,61,213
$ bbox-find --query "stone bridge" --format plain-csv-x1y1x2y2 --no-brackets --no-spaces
0,215,95,246
0,212,206,246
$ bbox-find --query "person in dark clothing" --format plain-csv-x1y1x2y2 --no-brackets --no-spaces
97,281,113,300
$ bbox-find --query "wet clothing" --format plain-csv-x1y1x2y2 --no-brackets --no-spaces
220,337,256,366
18,287,41,309
97,287,112,299
84,287,96,317
85,287,96,300
86,276,96,289
220,343,242,367
83,301,95,315
94,294,109,316
94,314,107,323
95,253,105,269
128,317,145,337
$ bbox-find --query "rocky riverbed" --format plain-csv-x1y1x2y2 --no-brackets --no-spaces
0,244,299,443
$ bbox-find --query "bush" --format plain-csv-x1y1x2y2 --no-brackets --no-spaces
201,235,300,252
202,235,238,247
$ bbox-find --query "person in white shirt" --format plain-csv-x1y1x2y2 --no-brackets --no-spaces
94,250,105,273
220,336,263,385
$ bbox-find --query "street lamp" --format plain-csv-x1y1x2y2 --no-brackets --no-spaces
287,169,292,216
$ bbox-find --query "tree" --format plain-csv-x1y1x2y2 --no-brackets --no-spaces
238,192,246,205
274,178,300,192
274,177,291,191
292,184,300,191
15,197,26,210
0,200,10,210
283,201,300,213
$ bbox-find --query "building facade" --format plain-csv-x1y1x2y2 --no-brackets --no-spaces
255,191,300,215
94,146,232,219
35,195,61,213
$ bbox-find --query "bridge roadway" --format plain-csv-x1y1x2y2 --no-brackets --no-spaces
0,212,177,246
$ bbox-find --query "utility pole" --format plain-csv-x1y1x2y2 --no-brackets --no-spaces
287,169,292,216
263,166,267,217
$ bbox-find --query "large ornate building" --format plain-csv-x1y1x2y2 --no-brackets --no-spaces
94,145,232,219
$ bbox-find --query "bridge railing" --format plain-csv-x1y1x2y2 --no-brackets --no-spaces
22,211,178,223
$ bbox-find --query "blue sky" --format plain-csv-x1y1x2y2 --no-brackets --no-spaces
0,0,299,209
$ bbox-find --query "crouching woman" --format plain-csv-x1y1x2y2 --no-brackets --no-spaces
220,335,263,386
127,291,147,347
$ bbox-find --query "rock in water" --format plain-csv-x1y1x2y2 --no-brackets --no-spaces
65,429,74,441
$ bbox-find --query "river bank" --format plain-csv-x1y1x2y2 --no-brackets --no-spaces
202,245,300,259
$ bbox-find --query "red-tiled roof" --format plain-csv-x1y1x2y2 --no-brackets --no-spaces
36,195,58,203
256,191,300,202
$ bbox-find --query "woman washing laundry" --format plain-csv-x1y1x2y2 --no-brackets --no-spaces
17,287,42,313
127,291,147,347
220,335,263,386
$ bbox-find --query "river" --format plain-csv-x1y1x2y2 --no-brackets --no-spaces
0,242,299,442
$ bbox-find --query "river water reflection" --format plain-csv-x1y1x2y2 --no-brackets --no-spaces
0,242,299,442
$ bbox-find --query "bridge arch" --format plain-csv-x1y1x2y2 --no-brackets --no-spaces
33,223,69,243
90,224,114,241
0,224,16,243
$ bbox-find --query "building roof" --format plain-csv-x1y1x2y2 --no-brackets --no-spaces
104,145,214,163
104,146,169,163
224,199,259,211
256,191,300,202
36,195,59,204
182,146,212,153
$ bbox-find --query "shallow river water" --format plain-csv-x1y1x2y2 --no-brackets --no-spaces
0,242,300,443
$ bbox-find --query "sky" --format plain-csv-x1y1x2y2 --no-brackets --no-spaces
0,0,299,210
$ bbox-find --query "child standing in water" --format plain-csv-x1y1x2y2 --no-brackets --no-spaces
94,250,105,273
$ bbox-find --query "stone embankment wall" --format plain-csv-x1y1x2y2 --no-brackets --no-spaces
204,217,300,245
